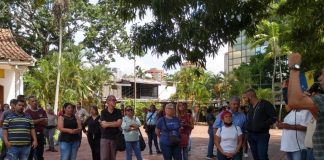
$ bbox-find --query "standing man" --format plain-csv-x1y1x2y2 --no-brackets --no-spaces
243,89,277,160
0,99,17,159
75,102,89,124
100,95,122,160
3,99,38,160
25,96,48,160
287,53,324,159
144,104,161,155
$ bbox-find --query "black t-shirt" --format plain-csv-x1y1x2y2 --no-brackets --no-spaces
100,108,122,140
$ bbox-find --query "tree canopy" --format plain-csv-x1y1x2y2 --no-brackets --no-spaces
0,0,131,63
118,0,273,69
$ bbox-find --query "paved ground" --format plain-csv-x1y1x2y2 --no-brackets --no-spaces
44,125,286,160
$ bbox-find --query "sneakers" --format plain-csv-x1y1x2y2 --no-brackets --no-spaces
244,153,249,158
157,150,162,154
206,155,213,159
149,150,153,155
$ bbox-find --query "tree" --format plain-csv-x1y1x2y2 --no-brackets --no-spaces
277,0,324,70
24,44,112,108
0,0,131,62
117,0,273,69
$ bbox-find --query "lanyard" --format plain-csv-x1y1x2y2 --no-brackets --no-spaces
252,101,260,120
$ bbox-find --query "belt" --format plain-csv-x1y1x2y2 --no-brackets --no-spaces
36,132,42,135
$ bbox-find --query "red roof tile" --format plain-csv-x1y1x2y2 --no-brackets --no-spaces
0,28,33,62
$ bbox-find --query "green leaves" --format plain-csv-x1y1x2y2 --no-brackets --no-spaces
117,0,273,69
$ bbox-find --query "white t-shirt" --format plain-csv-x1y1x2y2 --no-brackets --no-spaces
216,125,242,153
280,110,312,152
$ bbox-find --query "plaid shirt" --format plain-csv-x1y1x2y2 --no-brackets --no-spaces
312,94,324,159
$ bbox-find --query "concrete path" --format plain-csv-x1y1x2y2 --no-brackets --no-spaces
44,126,286,160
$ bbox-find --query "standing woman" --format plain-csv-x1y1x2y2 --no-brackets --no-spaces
206,106,216,159
177,102,194,160
145,104,161,154
156,103,181,160
121,106,143,160
82,105,101,160
57,103,82,160
215,111,243,160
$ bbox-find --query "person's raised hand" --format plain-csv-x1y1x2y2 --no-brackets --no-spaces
288,53,302,66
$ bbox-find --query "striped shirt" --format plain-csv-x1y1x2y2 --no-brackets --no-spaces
312,94,324,159
3,112,34,146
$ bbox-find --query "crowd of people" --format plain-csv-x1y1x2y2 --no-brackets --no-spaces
0,53,323,160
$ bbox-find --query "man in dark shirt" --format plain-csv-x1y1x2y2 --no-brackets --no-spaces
25,96,48,160
243,89,277,160
100,95,122,160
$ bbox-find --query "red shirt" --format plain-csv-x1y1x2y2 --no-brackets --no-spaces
25,108,47,132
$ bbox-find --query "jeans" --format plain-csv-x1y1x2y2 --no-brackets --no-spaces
125,141,143,160
44,127,56,150
286,149,306,160
207,128,214,156
59,141,80,160
160,143,181,160
6,145,31,160
306,148,315,160
28,132,45,160
247,132,270,160
146,126,160,152
181,147,189,160
217,150,241,160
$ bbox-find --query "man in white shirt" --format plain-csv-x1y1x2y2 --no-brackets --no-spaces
278,109,312,160
75,102,89,124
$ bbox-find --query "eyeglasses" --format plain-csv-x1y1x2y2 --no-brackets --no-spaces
126,109,133,112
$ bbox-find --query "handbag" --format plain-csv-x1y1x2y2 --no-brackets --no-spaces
163,117,180,146
115,130,126,151
138,129,146,151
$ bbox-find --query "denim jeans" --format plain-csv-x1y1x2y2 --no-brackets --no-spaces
247,132,270,160
181,147,189,160
44,128,56,150
306,148,315,160
217,150,242,160
59,141,80,160
207,128,214,156
6,145,31,160
160,143,181,160
286,149,306,160
146,126,160,152
125,141,143,160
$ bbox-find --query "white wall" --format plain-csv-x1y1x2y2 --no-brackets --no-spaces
158,83,176,100
0,69,15,104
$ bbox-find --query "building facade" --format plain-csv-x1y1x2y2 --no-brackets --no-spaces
224,32,266,73
0,29,35,104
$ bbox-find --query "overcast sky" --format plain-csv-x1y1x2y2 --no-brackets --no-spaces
76,0,226,75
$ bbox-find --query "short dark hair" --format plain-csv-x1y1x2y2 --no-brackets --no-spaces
90,105,99,115
63,103,74,109
10,99,17,105
17,95,25,101
245,88,256,96
17,99,26,104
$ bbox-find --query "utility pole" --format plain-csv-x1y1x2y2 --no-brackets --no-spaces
134,56,137,113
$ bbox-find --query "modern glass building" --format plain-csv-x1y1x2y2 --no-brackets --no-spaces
224,32,266,73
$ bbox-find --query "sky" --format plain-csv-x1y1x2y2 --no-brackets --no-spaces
78,0,226,75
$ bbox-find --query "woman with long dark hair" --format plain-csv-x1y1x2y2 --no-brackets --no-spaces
83,105,101,160
57,103,82,160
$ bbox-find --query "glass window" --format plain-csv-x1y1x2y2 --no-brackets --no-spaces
233,58,241,65
228,52,233,59
247,49,255,56
242,57,247,63
233,51,242,59
234,44,241,51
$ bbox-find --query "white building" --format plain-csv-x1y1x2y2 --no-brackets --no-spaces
0,29,35,104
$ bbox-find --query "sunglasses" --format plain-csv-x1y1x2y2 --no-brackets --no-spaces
126,109,133,112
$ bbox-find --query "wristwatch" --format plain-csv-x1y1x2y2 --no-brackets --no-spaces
289,64,301,71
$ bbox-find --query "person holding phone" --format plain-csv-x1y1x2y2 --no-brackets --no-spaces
57,103,82,160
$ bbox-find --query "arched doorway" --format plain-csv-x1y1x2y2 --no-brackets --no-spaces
0,85,3,105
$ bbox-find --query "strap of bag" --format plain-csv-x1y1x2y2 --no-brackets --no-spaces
146,112,155,123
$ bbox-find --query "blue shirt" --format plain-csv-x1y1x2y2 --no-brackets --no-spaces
146,111,158,125
156,117,180,145
212,110,247,133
